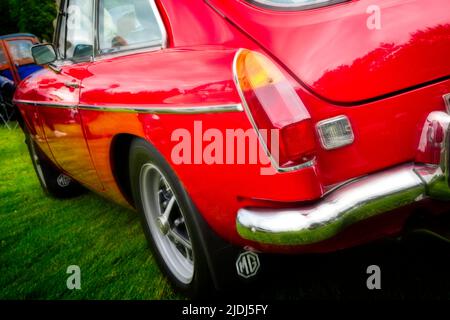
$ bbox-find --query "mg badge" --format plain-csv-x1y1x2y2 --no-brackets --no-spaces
444,94,450,114
57,174,71,187
236,251,260,278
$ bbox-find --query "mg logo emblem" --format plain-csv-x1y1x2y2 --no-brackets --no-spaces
57,174,71,187
236,251,260,279
444,94,450,114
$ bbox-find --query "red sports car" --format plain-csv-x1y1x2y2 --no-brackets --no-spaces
14,0,450,296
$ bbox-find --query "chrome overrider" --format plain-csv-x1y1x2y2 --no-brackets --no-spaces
237,111,450,245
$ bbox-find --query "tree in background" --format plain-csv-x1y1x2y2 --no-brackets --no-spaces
0,1,18,35
1,0,57,42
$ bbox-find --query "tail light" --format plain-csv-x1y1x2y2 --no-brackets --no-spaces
233,49,316,170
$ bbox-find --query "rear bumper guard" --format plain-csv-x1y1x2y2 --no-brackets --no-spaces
237,111,450,245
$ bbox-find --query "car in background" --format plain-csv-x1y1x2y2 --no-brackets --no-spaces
1,34,43,126
13,0,450,297
0,33,42,85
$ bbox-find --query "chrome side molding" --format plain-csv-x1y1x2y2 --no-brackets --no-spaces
13,100,244,114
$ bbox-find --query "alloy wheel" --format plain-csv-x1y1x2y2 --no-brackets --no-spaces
139,163,194,284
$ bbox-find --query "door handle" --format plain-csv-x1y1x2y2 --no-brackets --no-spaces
64,82,82,89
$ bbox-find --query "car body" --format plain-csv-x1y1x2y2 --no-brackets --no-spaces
0,33,42,84
13,0,450,294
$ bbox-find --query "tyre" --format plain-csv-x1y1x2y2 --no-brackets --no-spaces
129,138,213,298
25,133,84,198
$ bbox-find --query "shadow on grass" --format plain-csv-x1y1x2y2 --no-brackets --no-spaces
224,233,450,300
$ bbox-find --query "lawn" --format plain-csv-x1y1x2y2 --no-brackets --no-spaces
1,126,450,300
0,126,179,299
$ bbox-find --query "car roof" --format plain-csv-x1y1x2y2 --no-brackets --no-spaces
0,33,38,40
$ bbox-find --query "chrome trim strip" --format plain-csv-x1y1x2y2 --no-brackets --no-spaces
151,0,168,50
78,104,243,114
13,100,244,114
237,164,426,246
94,45,164,61
246,0,349,11
13,100,77,109
232,48,315,173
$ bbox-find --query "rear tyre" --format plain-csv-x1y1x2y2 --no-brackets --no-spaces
129,138,213,298
25,133,84,198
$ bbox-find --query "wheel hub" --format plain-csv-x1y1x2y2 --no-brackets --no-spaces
157,216,170,235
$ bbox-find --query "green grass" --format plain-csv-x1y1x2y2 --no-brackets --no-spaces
0,126,180,299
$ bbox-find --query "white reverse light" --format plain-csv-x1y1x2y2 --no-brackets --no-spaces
316,115,354,150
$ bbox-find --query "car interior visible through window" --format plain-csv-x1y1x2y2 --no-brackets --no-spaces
99,0,164,54
7,39,42,80
57,0,94,62
66,0,94,61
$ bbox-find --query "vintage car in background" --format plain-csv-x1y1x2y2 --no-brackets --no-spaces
0,33,42,85
14,0,450,296
1,33,42,126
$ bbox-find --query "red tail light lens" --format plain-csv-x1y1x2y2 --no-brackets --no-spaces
234,49,316,170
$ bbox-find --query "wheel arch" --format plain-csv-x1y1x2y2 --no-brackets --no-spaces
109,133,141,207
110,132,175,208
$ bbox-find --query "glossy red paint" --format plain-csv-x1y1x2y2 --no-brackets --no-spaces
14,0,450,252
208,0,450,104
78,48,324,244
34,64,104,190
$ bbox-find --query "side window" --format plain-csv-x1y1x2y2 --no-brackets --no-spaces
57,0,94,61
6,40,34,66
98,0,165,54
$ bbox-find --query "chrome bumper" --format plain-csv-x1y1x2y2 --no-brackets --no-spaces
237,111,450,246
